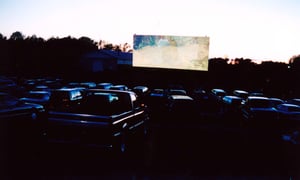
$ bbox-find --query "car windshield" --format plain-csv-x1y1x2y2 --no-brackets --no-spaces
80,93,131,116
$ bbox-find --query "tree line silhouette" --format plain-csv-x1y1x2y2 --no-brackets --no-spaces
0,31,132,77
0,31,300,98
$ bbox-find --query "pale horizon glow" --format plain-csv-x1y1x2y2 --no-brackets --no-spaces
1,0,300,63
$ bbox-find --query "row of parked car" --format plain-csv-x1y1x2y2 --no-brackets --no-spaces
3,77,300,127
211,89,300,137
1,76,300,149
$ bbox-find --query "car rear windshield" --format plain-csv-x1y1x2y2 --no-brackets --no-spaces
79,93,131,116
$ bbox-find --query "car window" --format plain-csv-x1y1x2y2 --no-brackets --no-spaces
70,90,82,100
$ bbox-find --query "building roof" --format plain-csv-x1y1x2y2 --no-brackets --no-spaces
84,50,132,60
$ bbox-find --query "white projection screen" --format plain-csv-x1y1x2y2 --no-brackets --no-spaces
133,35,209,71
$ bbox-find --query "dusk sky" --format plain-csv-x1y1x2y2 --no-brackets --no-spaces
1,0,300,62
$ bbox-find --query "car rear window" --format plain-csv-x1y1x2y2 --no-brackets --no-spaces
80,92,131,115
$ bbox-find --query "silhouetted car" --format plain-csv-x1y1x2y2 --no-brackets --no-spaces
146,88,168,117
221,95,243,123
0,92,45,142
208,88,227,113
192,88,209,101
233,90,249,100
276,103,300,131
165,95,196,123
222,95,243,111
20,91,51,106
241,96,278,128
192,88,216,114
211,88,226,100
0,92,45,120
45,89,149,153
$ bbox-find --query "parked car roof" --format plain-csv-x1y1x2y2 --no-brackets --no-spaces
222,95,242,105
167,89,187,96
233,90,249,99
168,95,193,101
97,82,113,89
211,88,226,96
247,96,269,100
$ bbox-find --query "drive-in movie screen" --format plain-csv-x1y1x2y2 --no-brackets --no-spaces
133,35,209,71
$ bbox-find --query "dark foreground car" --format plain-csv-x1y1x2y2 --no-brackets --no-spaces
146,88,168,118
0,92,45,144
0,92,45,121
45,89,149,153
221,95,243,122
165,95,197,124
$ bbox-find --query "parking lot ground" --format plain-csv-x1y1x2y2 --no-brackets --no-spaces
1,116,300,179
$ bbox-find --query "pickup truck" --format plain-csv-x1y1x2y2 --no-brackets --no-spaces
44,89,149,153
